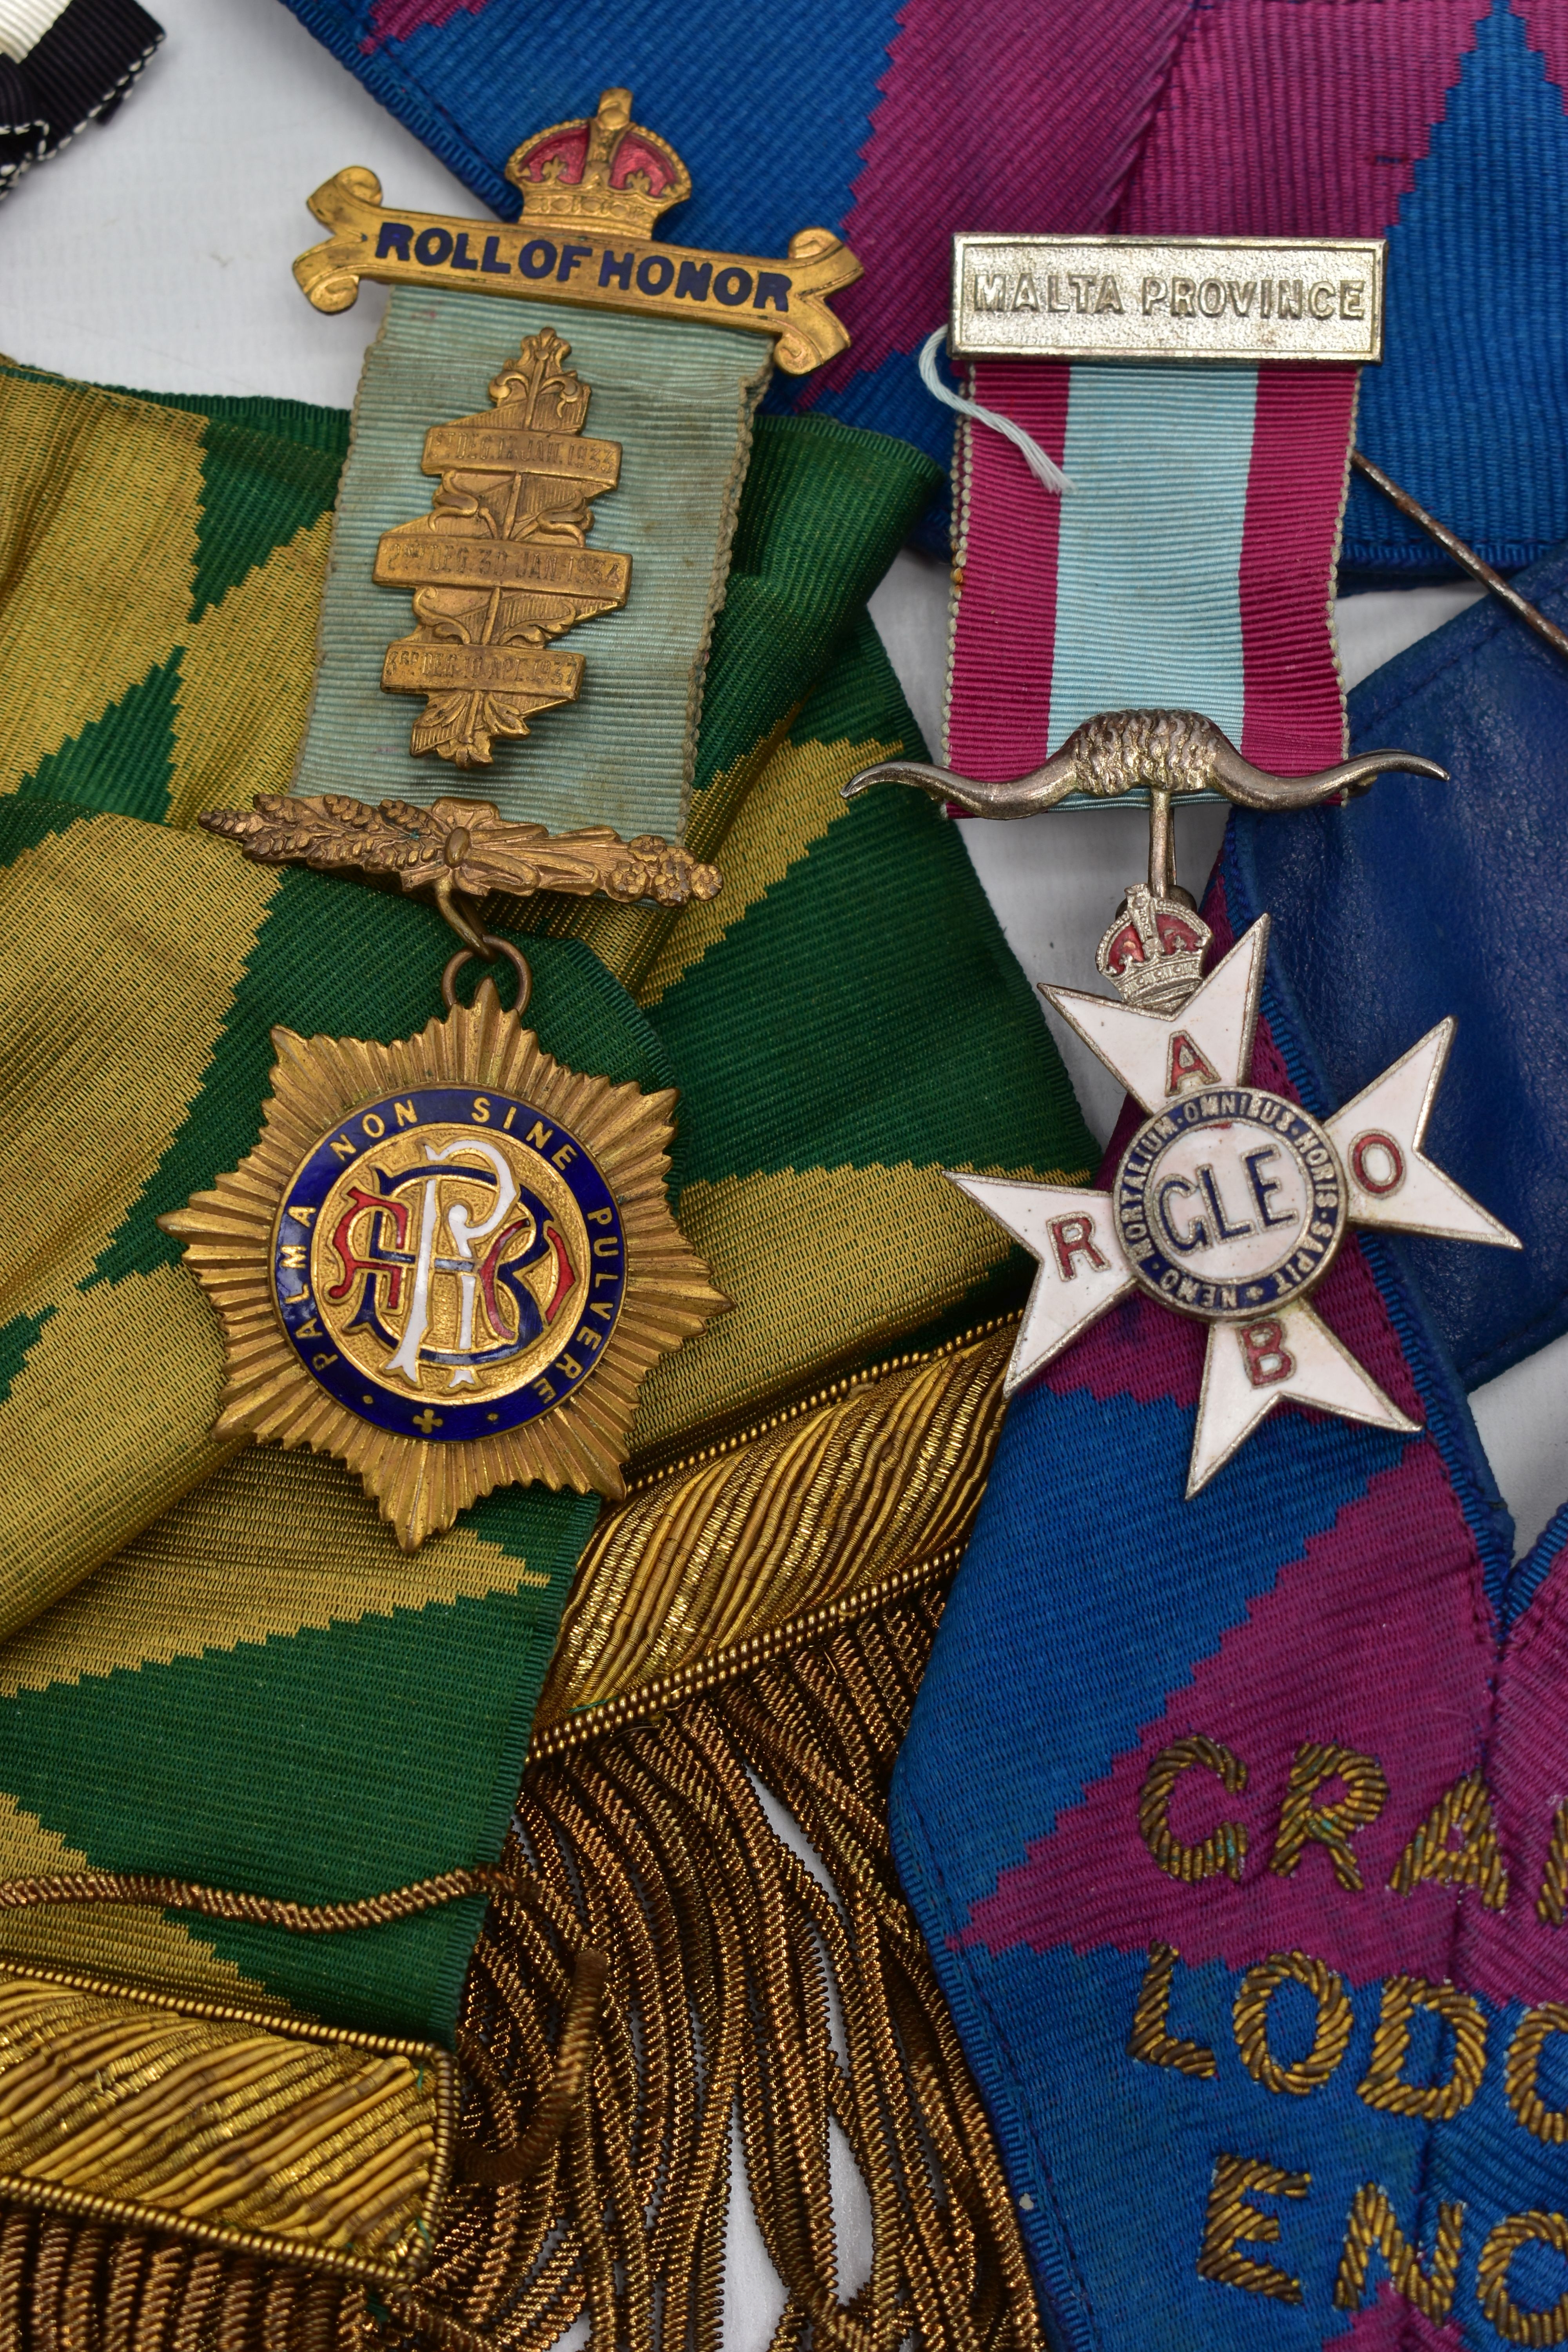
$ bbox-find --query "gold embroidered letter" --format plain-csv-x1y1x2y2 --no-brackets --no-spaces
1539,1802,1568,1925
1197,2152,1309,2302
1139,1736,1249,1885
1356,1975,1487,2120
1127,1945,1216,2078
1478,2211,1568,2344
1270,1742,1389,1890
1333,2183,1463,2321
1388,1770,1509,1910
1506,2004,1568,2141
1232,1951,1354,2096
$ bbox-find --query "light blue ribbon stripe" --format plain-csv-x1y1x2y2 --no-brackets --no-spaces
1046,365,1260,756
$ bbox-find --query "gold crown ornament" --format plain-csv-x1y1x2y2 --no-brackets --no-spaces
503,87,691,240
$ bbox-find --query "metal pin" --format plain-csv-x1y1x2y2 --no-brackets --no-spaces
1352,450,1568,668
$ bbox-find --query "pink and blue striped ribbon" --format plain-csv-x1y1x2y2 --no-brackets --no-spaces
944,360,1360,792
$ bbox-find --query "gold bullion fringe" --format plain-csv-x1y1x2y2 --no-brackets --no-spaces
0,1586,1041,2352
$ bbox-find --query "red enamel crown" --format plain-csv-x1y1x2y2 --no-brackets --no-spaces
505,88,691,241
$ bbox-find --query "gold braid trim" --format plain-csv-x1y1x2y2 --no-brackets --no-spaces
1195,2153,1308,2304
1538,1801,1568,1926
1505,2002,1568,2143
1126,1946,1216,2079
1387,1768,1510,1910
1268,1743,1388,1891
0,1982,448,2288
0,1869,487,1933
1356,1974,1487,2121
1232,1952,1353,2098
1333,2183,1462,2322
0,1584,1040,2352
0,1869,612,2300
1137,1736,1248,1885
534,1321,1015,1739
0,1327,1032,2347
1477,2210,1568,2345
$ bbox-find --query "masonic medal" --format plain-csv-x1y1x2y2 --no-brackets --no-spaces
162,816,728,1550
158,127,749,1553
849,708,1520,1496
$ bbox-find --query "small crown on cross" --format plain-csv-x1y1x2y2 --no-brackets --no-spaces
1096,883,1213,1016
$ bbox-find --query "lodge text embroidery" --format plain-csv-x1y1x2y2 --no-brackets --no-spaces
1128,1733,1568,2335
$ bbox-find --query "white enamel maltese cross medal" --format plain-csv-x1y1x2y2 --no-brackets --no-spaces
847,709,1520,1496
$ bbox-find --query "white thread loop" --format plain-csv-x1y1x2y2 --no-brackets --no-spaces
917,327,1074,495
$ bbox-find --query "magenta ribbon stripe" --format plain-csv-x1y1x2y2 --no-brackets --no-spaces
945,358,1359,786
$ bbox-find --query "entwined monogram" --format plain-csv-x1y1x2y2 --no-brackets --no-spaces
279,1087,626,1442
164,991,725,1546
323,1137,576,1393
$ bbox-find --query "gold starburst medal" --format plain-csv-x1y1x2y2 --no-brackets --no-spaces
161,822,728,1550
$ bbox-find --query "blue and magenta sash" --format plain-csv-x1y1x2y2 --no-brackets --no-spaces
281,0,1568,581
891,843,1568,2351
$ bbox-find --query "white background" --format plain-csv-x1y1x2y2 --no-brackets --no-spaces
4,2,1565,2334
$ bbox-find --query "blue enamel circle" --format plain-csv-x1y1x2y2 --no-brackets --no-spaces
272,1085,626,1442
1113,1085,1348,1321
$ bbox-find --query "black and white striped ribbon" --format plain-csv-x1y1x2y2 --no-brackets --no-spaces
0,0,162,200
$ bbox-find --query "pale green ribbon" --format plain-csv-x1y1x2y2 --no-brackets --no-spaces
294,286,769,838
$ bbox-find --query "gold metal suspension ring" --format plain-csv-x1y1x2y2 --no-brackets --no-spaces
441,935,533,1018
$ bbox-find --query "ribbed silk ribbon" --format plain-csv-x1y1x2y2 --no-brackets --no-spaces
944,361,1360,790
296,286,769,838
